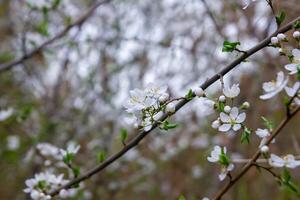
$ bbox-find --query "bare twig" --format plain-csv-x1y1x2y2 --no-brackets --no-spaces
49,16,300,197
0,0,111,73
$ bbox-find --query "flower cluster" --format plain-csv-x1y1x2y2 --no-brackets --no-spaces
211,83,248,134
25,143,82,199
125,83,170,131
268,154,300,168
262,32,300,104
207,146,234,181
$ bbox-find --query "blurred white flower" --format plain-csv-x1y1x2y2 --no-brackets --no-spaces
255,128,275,147
218,107,246,132
207,145,225,163
223,84,240,98
60,143,80,158
260,145,269,153
7,135,20,150
269,154,300,168
271,37,279,45
293,31,300,39
260,71,288,100
37,143,61,160
0,108,14,121
285,49,300,75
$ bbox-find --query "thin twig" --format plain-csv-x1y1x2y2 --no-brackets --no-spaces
49,16,300,197
212,106,300,200
0,0,111,73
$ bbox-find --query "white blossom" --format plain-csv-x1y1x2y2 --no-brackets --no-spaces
7,135,20,150
255,128,275,147
284,49,300,75
269,154,300,168
207,145,224,163
60,142,80,158
219,164,234,181
0,108,14,121
165,103,176,113
293,31,300,39
285,82,300,105
218,95,226,102
194,87,204,97
37,143,61,160
260,145,269,153
218,107,246,132
223,84,240,98
277,33,286,41
259,71,288,100
271,37,279,45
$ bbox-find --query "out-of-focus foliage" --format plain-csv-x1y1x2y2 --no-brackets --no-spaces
0,0,299,199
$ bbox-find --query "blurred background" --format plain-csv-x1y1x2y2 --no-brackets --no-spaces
0,0,300,199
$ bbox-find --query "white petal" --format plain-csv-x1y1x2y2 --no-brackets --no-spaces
284,63,298,74
230,107,239,118
236,113,246,123
292,48,300,58
232,124,241,131
220,112,230,123
218,124,231,132
218,172,227,181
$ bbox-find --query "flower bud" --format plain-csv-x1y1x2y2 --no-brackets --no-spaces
277,33,286,41
194,87,204,97
218,95,226,102
271,37,279,45
241,101,250,109
224,105,231,113
293,31,300,39
166,103,176,113
158,94,169,103
260,145,269,153
211,119,220,129
278,48,285,55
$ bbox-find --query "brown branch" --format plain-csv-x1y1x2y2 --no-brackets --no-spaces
49,16,300,197
212,106,300,200
0,0,111,73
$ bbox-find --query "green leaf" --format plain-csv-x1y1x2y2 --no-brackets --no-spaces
178,195,186,200
72,167,80,177
36,20,49,36
222,40,240,52
185,89,194,100
52,0,61,9
63,152,74,164
241,127,251,144
218,147,230,166
97,151,106,163
120,128,128,145
281,168,300,196
276,11,286,26
215,101,225,112
261,116,274,131
161,120,178,130
17,105,33,122
294,21,300,29
297,66,300,81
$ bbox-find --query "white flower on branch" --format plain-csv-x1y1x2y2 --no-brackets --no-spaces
268,154,300,168
223,84,240,98
259,71,288,100
218,107,246,132
60,143,80,158
255,128,275,147
37,143,61,160
207,146,234,181
24,172,70,200
284,49,300,75
285,81,300,105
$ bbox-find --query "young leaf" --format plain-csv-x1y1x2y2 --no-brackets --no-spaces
97,151,106,163
185,89,194,100
222,40,241,52
241,127,251,144
72,167,80,177
261,116,274,131
120,128,128,145
276,11,286,26
161,120,178,130
218,148,230,166
297,66,300,81
36,20,49,36
294,21,300,29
